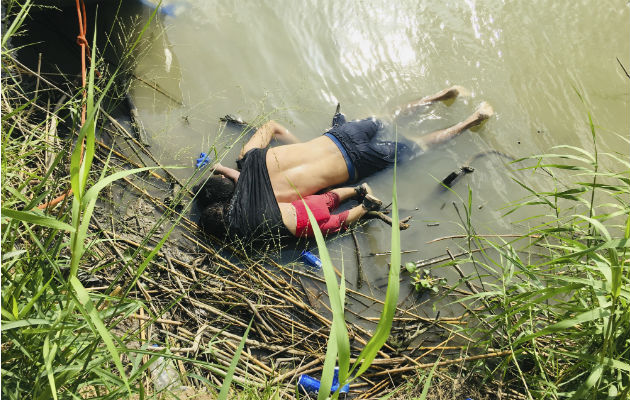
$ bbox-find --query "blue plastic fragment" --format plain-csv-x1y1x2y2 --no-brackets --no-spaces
300,250,322,271
196,152,210,169
332,367,350,393
297,374,320,394
297,367,349,394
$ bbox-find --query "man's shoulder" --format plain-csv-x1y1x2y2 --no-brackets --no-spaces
237,147,268,170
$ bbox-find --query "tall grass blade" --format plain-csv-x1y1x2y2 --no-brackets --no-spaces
350,155,401,380
18,276,53,319
218,319,252,400
570,364,603,400
70,276,131,394
302,202,351,399
1,319,51,331
1,0,32,48
1,208,75,232
418,356,440,400
319,322,339,399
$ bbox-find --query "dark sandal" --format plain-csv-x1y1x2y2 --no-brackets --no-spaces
354,183,370,199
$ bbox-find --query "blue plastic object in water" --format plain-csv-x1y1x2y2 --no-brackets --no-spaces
297,374,321,393
196,152,210,168
297,367,349,394
300,250,322,271
332,367,350,393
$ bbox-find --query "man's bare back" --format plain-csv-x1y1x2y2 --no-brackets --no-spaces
266,136,349,202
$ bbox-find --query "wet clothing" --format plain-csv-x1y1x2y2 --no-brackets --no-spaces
324,133,356,181
227,116,422,239
325,117,422,182
292,192,350,237
227,148,287,239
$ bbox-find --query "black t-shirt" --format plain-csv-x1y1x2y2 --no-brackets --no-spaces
227,148,284,239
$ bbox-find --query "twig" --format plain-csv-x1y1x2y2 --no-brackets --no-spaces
95,140,166,182
446,249,480,295
92,219,167,331
224,340,274,375
271,356,325,385
102,110,189,192
230,291,272,342
126,93,150,146
426,234,540,244
617,57,630,79
365,211,412,230
351,229,365,289
368,350,512,376
128,314,183,326
145,325,203,354
132,74,183,105
369,249,419,256
412,248,485,268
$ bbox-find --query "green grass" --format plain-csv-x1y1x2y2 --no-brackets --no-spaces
441,119,630,398
0,2,193,398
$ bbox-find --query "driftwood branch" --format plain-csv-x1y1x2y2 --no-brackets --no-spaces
365,211,412,230
351,230,365,289
126,93,149,146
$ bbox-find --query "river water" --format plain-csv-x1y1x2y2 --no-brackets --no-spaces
128,0,629,320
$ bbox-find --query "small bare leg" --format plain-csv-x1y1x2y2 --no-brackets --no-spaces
330,187,361,202
343,193,383,227
344,205,369,227
413,102,494,151
330,183,373,202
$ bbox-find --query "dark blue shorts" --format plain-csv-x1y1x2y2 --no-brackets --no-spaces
325,117,422,181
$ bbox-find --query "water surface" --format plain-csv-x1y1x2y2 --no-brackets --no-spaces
129,0,629,320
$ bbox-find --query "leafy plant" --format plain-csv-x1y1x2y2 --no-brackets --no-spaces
405,264,445,294
303,154,402,399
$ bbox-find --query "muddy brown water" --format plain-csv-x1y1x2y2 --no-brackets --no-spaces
124,0,629,324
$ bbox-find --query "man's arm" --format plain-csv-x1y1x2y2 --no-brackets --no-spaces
239,120,300,159
213,163,240,182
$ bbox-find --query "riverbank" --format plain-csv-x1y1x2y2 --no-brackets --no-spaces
2,2,629,399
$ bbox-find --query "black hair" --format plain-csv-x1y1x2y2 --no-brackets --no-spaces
198,202,229,236
194,176,236,236
194,176,235,207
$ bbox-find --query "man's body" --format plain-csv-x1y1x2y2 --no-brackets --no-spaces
200,86,494,238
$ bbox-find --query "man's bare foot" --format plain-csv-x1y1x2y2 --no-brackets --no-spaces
476,101,494,119
420,85,470,104
394,85,471,117
450,85,471,98
470,101,494,130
